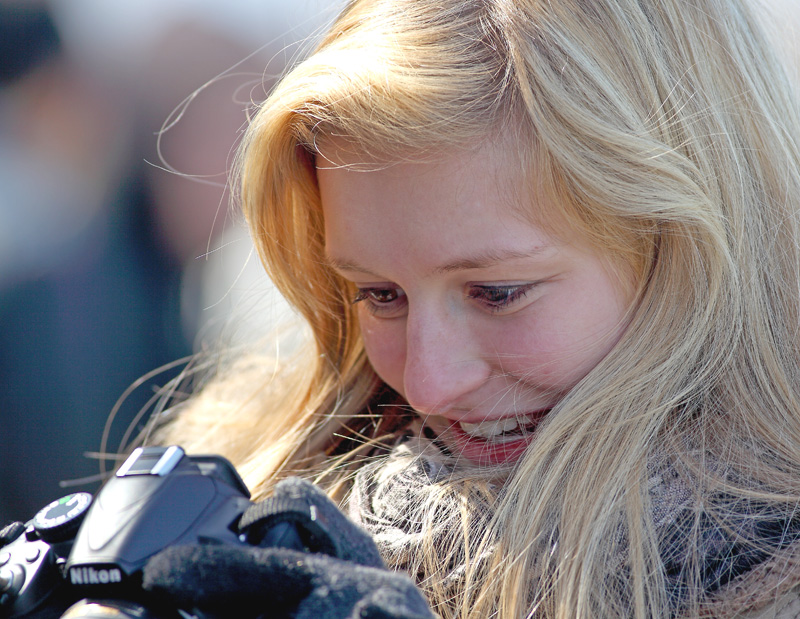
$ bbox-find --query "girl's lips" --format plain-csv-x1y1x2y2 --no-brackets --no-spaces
441,409,551,466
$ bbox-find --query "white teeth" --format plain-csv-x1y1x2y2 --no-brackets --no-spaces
459,416,528,440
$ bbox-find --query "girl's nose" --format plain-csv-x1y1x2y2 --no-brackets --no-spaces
402,307,489,415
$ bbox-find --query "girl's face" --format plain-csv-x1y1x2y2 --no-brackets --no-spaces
318,138,635,466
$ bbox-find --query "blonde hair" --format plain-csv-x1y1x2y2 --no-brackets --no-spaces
155,0,800,616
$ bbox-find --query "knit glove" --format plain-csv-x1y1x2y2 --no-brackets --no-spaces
141,478,435,619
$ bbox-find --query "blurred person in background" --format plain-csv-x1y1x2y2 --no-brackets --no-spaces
0,0,338,524
0,1,191,523
0,1,280,523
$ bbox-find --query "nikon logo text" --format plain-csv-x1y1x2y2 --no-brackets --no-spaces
69,566,123,585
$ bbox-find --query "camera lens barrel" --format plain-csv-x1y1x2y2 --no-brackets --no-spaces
61,599,162,619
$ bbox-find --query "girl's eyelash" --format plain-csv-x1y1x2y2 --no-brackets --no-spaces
351,288,401,304
351,284,535,315
467,284,534,311
351,287,407,316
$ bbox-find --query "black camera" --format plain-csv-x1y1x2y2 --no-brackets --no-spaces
0,446,307,618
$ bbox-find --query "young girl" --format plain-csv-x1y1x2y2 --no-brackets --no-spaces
150,0,800,616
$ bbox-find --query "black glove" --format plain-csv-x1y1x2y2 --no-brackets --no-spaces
141,478,435,619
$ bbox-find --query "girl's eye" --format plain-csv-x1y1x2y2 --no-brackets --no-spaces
352,287,408,317
467,284,536,313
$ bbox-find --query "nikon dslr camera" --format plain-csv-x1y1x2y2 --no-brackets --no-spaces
0,446,311,618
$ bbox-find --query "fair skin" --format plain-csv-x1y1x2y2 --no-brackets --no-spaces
319,137,634,466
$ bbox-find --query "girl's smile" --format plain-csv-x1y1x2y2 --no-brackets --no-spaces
319,137,635,465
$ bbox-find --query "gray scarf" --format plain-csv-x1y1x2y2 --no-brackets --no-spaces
348,434,800,614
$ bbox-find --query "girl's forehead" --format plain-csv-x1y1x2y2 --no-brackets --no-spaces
315,132,578,239
317,134,526,211
317,134,584,254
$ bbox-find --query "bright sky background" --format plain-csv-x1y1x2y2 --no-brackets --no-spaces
48,0,346,80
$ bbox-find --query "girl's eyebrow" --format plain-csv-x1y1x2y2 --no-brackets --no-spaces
432,248,551,274
325,247,552,278
324,256,382,278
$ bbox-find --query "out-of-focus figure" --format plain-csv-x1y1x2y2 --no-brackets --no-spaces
0,1,192,523
0,0,337,524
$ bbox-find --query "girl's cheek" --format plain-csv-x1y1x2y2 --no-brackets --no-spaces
494,336,562,382
359,315,407,392
500,310,627,390
488,320,591,387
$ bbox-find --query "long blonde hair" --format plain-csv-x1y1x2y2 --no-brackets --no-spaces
156,0,800,616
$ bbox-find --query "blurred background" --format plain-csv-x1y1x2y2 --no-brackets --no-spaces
0,0,798,524
0,0,342,523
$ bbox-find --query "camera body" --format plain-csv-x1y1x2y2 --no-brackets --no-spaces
0,446,253,618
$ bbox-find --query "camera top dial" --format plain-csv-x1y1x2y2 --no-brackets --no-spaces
32,493,93,545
